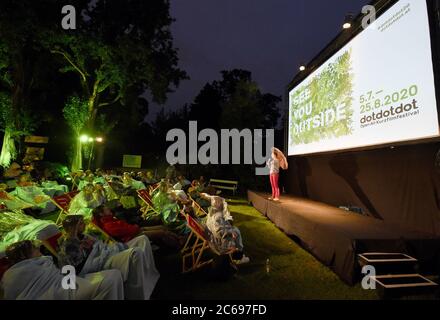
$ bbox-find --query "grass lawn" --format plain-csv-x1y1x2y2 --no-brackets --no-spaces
152,198,378,300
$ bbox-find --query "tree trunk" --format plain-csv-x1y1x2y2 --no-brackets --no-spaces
0,128,17,168
71,136,83,172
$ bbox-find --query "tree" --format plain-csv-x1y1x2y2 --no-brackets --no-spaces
44,0,187,135
0,0,55,167
186,69,281,188
63,96,89,171
189,83,223,130
37,0,187,170
189,69,281,130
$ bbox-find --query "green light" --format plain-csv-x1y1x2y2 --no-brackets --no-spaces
80,135,89,143
88,137,93,142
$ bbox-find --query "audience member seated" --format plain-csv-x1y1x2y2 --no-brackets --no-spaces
122,172,146,191
16,174,34,187
92,206,181,249
10,176,54,214
78,174,95,190
165,165,177,183
0,210,59,254
141,171,158,185
68,184,105,220
173,175,191,192
57,215,160,300
93,169,107,185
151,180,183,225
40,180,69,196
3,162,23,180
188,180,211,209
0,184,34,210
1,240,124,300
200,193,249,264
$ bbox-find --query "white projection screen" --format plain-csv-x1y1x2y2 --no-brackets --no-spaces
288,0,439,156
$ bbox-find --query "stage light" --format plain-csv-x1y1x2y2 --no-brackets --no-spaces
88,137,94,143
299,64,306,72
80,135,89,143
96,137,103,143
343,14,353,29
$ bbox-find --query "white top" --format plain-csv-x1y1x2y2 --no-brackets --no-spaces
266,159,280,174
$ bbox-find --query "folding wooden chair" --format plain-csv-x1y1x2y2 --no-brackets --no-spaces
181,213,215,273
66,190,80,199
67,173,80,191
90,218,116,243
41,232,62,259
137,189,159,216
181,212,239,273
148,183,159,196
188,195,208,218
51,193,73,225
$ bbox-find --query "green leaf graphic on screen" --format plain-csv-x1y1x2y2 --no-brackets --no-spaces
290,49,354,145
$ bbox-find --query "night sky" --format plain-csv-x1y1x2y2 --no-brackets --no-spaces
148,0,371,123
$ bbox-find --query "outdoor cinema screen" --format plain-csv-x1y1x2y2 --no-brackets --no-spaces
288,0,439,156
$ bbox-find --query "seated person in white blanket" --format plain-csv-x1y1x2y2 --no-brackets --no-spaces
57,215,160,300
199,193,249,264
1,240,124,300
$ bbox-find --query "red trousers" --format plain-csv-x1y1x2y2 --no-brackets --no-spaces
270,173,280,199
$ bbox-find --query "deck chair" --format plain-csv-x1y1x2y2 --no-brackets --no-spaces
188,195,208,218
68,173,79,191
181,213,239,273
66,190,80,199
103,179,122,202
51,193,73,225
137,189,159,216
41,232,62,259
181,213,215,273
90,218,116,243
149,183,159,196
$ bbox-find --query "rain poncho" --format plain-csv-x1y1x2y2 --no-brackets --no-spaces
0,210,59,255
151,190,180,224
93,176,107,185
68,190,105,220
1,256,124,300
40,181,69,196
0,192,34,210
204,196,243,254
123,178,146,191
10,186,55,213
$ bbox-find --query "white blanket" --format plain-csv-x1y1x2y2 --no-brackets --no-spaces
80,235,160,300
1,256,124,300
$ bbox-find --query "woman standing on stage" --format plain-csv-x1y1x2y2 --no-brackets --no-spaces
266,147,288,202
